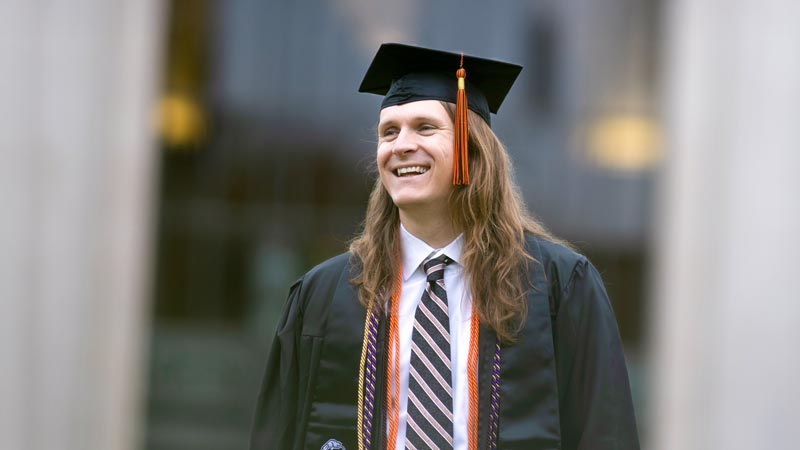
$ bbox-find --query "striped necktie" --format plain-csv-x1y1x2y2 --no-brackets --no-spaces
406,254,454,450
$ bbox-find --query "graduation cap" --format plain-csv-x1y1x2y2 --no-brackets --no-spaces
359,43,522,185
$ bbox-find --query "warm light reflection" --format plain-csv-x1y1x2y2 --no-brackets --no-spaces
585,115,662,172
156,92,205,149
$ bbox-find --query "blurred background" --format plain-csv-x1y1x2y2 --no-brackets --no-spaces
2,1,798,449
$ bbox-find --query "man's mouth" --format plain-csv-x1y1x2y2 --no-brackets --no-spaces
394,166,429,177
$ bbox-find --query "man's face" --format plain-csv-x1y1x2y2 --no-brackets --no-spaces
377,100,455,215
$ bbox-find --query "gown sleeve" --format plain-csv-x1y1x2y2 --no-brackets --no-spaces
250,278,305,450
554,260,640,450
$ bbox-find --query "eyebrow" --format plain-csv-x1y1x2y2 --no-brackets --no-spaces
378,114,449,130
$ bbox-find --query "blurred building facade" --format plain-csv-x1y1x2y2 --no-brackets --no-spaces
13,1,800,450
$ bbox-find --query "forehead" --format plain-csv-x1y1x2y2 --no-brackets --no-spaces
378,100,452,125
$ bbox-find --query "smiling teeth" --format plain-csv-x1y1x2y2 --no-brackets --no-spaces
397,166,428,175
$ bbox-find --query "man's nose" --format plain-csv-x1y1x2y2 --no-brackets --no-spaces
392,129,418,156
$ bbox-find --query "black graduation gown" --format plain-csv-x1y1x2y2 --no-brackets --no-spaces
250,235,639,450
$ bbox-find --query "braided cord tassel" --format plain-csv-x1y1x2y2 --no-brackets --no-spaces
487,342,502,450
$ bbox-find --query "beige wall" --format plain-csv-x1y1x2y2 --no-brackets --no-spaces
651,1,800,449
0,1,164,449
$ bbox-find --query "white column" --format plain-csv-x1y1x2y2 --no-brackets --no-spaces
651,1,800,449
0,1,164,449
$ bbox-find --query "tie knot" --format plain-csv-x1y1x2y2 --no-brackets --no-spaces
423,255,451,283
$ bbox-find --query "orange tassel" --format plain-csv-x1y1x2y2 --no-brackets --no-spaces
453,54,470,185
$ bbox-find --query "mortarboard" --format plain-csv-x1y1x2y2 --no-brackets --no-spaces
359,43,523,185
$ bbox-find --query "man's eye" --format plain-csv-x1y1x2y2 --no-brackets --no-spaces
381,128,398,137
419,124,436,132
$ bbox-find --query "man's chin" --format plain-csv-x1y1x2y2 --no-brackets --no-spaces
392,198,450,216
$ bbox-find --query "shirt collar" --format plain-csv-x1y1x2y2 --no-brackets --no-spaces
399,223,463,281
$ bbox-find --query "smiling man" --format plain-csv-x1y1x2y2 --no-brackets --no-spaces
251,43,639,450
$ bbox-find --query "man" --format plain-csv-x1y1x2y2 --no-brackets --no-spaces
251,43,639,450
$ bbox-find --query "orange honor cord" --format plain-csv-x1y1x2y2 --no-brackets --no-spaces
453,53,470,185
467,305,480,450
385,267,402,450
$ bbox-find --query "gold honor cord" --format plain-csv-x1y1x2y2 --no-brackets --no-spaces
356,298,374,449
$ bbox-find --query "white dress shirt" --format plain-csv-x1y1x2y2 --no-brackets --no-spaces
392,224,472,450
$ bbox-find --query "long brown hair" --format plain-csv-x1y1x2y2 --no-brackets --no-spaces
349,103,561,343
